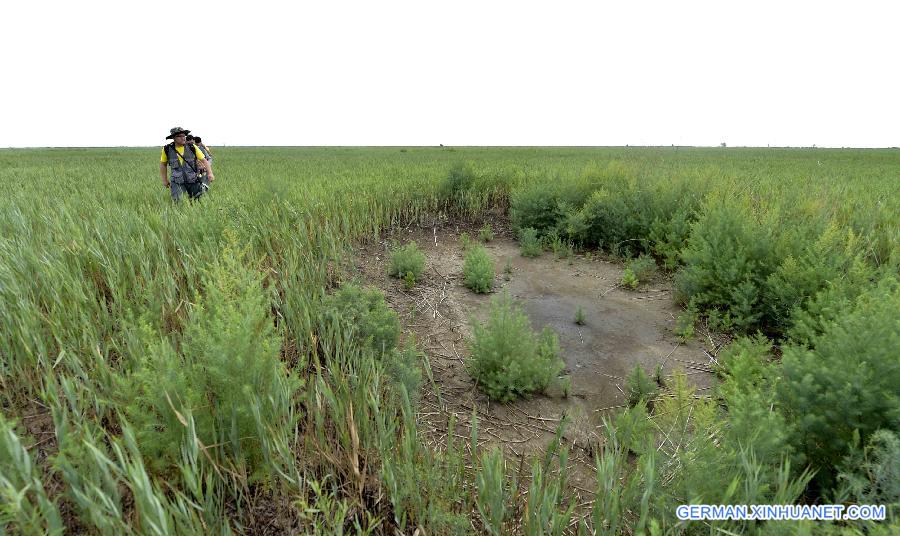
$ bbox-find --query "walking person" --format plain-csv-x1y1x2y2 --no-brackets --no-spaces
190,135,213,164
160,127,214,202
187,134,214,187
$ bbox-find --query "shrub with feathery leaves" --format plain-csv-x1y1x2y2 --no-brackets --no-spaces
321,283,401,355
467,293,564,402
463,245,495,294
118,234,301,476
388,241,426,285
519,227,542,257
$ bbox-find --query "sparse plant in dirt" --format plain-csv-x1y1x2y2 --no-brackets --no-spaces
654,363,666,388
519,227,542,257
625,363,658,408
675,305,697,340
503,258,513,281
574,306,586,325
478,224,495,243
627,255,657,282
556,376,572,398
463,245,495,294
467,293,564,402
475,448,509,536
388,241,426,284
459,232,473,251
621,268,639,289
402,271,415,290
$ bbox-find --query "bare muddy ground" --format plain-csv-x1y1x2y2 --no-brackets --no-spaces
352,218,720,495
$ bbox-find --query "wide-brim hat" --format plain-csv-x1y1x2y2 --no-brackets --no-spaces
166,127,191,140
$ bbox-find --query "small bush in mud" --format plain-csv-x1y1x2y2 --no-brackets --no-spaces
467,293,565,402
574,306,586,325
388,241,426,285
464,246,495,294
322,283,400,355
459,232,473,251
478,223,495,243
674,305,697,340
625,363,658,408
626,255,657,282
621,268,639,289
519,227,542,257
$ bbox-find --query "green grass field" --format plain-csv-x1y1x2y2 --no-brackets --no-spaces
1,147,897,534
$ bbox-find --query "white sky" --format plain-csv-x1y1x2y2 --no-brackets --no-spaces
1,0,897,148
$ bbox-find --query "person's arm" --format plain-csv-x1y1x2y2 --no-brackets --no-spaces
160,148,170,187
203,159,215,181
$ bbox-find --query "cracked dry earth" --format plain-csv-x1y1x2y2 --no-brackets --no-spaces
352,220,720,495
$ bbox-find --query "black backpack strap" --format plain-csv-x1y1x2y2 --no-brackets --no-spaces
186,143,201,173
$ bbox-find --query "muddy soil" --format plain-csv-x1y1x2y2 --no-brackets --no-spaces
352,218,720,493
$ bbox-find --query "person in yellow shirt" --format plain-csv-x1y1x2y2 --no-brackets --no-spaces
159,127,215,202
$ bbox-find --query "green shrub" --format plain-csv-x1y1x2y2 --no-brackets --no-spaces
478,224,494,243
519,227,542,257
716,336,791,464
837,430,900,512
764,224,868,337
544,229,563,257
674,306,697,340
443,162,475,198
566,186,655,256
779,276,900,488
118,239,301,475
322,283,401,354
625,364,658,408
467,293,564,402
574,306,585,325
388,241,426,284
459,232,473,250
620,268,638,290
463,245,495,294
675,197,777,333
608,402,654,456
654,363,665,388
627,255,656,282
509,184,568,234
384,340,423,402
786,255,878,347
649,207,695,270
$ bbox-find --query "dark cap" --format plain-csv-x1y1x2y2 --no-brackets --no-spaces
165,126,191,140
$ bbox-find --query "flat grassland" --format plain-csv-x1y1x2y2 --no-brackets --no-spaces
1,147,897,534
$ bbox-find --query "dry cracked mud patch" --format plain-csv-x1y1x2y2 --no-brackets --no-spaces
352,219,721,495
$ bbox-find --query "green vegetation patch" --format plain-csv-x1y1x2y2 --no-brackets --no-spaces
466,293,564,402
